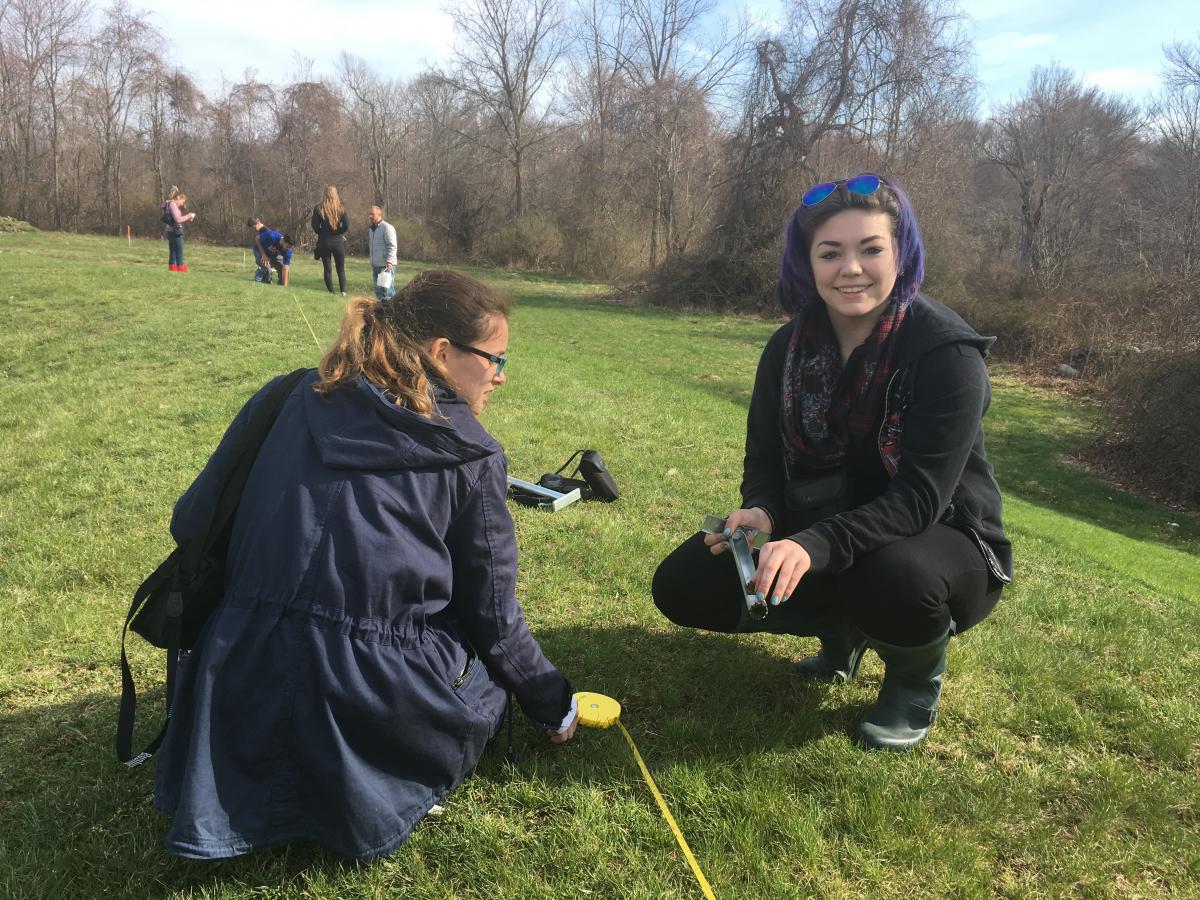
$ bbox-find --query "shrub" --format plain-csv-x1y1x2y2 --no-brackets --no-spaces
393,218,443,263
559,220,645,280
1098,350,1200,505
482,215,563,269
634,247,779,313
0,217,36,233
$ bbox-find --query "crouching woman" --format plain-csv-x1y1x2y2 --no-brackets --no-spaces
652,174,1012,751
155,271,578,860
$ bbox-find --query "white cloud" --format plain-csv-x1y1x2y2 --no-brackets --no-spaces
975,31,1056,64
958,0,1047,23
139,0,455,90
1083,67,1161,94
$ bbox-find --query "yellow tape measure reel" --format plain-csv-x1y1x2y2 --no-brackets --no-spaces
575,691,622,728
572,692,716,900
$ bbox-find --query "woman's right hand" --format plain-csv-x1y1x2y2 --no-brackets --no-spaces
703,507,772,555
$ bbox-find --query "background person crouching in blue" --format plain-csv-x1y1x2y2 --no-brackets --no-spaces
155,271,579,861
652,174,1012,751
254,226,294,286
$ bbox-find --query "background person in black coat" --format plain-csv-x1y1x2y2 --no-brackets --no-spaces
311,185,350,295
652,174,1012,752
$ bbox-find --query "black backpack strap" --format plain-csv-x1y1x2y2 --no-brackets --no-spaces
178,368,309,578
554,449,586,478
116,562,178,765
115,368,309,768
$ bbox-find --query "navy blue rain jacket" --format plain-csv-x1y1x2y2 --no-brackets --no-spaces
153,371,573,860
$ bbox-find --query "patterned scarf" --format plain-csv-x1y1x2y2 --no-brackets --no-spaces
780,297,908,472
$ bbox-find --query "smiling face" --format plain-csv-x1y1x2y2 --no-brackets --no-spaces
434,314,509,415
808,209,899,329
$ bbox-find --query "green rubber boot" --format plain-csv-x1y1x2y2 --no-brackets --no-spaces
793,621,868,684
857,628,950,751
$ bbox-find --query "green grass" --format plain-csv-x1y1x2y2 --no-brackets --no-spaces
1,231,1198,899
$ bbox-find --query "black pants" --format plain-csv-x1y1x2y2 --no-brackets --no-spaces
652,525,1002,647
320,243,346,293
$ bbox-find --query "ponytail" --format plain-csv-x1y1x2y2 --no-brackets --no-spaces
314,270,510,416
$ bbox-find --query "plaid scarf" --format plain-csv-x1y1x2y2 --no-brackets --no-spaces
780,297,907,471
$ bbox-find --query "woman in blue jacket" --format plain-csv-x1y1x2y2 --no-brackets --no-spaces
652,174,1012,751
155,271,578,861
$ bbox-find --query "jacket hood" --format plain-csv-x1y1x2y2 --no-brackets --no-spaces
897,293,995,364
301,372,500,471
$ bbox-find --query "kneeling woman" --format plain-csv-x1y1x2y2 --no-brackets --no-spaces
156,271,578,860
653,174,1012,751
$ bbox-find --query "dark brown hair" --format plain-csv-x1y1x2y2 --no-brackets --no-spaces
314,270,511,416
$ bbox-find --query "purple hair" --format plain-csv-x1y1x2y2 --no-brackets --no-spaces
777,174,925,315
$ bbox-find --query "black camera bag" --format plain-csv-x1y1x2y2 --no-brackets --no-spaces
552,449,620,502
116,368,308,767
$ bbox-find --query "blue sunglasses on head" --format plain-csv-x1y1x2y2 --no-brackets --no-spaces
801,173,881,207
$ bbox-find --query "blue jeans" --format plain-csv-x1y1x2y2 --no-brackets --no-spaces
373,265,394,302
166,232,184,267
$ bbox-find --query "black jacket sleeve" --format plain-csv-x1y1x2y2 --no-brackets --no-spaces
444,452,573,728
334,213,348,236
790,343,990,573
310,207,324,237
739,322,793,532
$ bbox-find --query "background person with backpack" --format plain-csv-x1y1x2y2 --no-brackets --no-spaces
152,270,578,861
160,186,196,272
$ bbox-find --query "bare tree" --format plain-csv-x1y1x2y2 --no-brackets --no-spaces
0,0,85,222
1142,37,1200,277
714,0,963,255
567,0,624,164
82,0,156,229
339,52,406,208
613,0,749,267
34,0,88,228
277,75,349,232
1163,36,1200,90
982,65,1141,273
447,0,567,218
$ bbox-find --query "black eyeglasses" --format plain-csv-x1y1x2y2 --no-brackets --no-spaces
801,173,881,207
450,340,507,374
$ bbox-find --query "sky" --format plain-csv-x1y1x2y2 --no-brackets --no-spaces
141,0,1196,112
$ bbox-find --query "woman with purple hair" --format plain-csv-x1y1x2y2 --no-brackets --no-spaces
652,174,1012,751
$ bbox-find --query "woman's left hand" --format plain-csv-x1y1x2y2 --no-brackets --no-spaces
753,539,811,606
548,711,579,744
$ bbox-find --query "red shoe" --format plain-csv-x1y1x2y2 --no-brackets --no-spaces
179,265,188,273
169,264,179,271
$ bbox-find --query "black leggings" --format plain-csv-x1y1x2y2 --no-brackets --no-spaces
652,525,1002,647
320,244,346,293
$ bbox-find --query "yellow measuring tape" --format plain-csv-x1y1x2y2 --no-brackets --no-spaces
574,692,716,900
290,291,323,351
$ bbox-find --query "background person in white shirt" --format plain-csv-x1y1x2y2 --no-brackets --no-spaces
368,205,398,301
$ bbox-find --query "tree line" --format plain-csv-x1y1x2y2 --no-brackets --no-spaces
1,0,1197,309
2,0,1199,500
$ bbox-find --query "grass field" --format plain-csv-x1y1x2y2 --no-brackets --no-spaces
1,231,1198,899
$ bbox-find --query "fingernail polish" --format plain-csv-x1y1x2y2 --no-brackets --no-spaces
755,591,765,603
770,595,780,606
722,528,731,537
